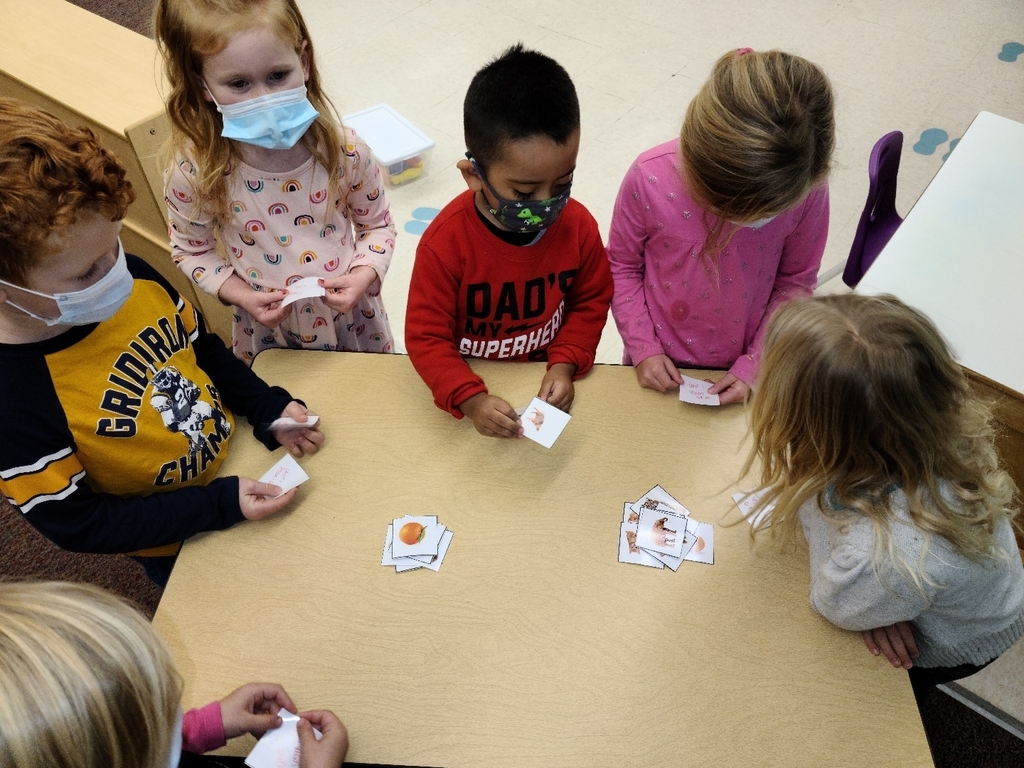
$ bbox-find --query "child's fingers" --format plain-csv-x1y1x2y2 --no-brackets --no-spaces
861,630,881,656
895,621,920,658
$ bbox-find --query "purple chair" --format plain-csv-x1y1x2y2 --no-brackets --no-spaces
842,131,905,287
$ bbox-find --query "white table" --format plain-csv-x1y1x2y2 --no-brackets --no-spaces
857,111,1024,396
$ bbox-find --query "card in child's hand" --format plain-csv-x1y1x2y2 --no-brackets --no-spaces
245,710,320,768
519,397,571,448
270,413,320,431
679,375,721,406
258,454,309,497
279,276,326,307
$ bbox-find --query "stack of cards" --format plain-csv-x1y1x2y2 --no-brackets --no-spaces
618,485,714,570
516,397,571,448
381,515,453,572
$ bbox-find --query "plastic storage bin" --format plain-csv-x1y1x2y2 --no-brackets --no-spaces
342,104,434,187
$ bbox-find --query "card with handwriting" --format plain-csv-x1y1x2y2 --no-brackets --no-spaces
679,375,721,406
258,454,309,496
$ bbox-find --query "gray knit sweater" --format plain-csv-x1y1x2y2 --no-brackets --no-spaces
799,489,1024,668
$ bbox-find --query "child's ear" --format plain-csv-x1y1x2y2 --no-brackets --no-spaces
198,77,214,103
457,158,483,193
300,40,310,81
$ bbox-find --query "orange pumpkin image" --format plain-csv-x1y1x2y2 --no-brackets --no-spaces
398,522,425,546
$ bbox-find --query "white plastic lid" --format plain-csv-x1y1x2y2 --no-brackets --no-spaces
342,104,434,165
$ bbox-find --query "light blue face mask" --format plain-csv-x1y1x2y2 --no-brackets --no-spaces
209,84,319,150
0,240,133,326
168,707,183,768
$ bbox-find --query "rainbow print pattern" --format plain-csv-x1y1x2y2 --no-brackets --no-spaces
299,251,317,264
294,214,315,226
268,203,289,216
231,201,246,214
282,179,302,192
245,179,264,193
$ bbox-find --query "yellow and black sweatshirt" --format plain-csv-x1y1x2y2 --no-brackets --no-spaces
0,256,294,556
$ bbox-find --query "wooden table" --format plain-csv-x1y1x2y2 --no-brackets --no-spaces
153,351,931,767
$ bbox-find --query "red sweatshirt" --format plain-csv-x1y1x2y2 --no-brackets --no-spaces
406,190,613,416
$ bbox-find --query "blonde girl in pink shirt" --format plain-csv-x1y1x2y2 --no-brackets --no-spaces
155,0,395,363
607,49,835,404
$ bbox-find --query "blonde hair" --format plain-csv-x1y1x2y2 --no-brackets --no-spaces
743,294,1018,588
153,0,343,225
680,49,835,262
0,582,182,768
0,98,135,284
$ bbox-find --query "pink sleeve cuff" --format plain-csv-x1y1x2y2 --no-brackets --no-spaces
182,701,227,754
728,354,758,387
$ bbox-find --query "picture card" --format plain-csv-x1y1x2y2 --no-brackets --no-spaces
258,454,309,496
622,502,639,524
618,522,664,568
635,504,688,557
280,276,326,307
245,710,320,768
519,397,571,448
683,520,714,565
629,485,690,519
732,490,774,528
382,525,453,572
390,515,444,557
679,375,721,406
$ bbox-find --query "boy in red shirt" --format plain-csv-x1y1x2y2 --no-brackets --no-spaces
406,44,613,438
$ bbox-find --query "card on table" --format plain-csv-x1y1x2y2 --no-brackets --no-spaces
245,710,320,768
635,504,689,558
390,515,444,558
629,485,691,519
732,490,774,528
618,522,664,568
258,454,309,496
519,397,571,448
679,374,721,406
279,276,326,307
683,520,714,565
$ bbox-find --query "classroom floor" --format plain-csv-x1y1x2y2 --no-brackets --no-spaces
297,0,1024,365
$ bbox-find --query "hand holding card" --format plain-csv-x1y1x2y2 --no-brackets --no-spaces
519,397,571,448
279,276,326,308
679,375,721,406
259,455,309,498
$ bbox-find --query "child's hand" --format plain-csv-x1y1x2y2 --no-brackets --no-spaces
319,266,377,315
538,363,576,411
707,373,750,405
238,479,297,520
273,401,325,457
218,274,291,328
458,393,523,439
219,682,297,739
861,622,920,669
635,355,683,392
298,710,349,768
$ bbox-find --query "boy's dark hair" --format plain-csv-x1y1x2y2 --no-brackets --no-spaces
464,44,580,172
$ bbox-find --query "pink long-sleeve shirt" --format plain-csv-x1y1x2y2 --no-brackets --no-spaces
607,140,829,385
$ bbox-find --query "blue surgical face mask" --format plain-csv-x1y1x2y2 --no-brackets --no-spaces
0,240,133,326
467,154,572,233
208,84,319,150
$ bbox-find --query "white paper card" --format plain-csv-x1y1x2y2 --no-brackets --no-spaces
280,276,326,307
679,375,721,406
684,520,714,565
258,454,309,495
519,397,571,448
270,413,320,431
390,515,443,557
618,522,664,568
635,504,688,557
732,490,774,528
245,710,320,768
